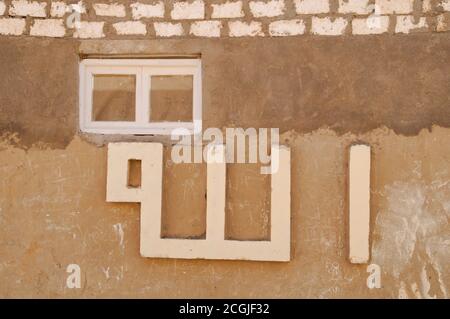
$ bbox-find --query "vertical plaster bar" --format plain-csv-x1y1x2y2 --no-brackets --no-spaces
140,143,163,256
270,145,291,261
206,145,226,242
349,144,371,264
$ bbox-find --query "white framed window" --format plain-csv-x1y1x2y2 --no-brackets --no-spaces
79,59,202,135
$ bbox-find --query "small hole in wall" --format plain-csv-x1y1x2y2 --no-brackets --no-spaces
127,159,141,188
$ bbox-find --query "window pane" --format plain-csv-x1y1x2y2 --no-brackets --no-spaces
92,74,136,121
150,75,193,122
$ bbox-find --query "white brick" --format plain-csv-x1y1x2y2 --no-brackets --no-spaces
171,0,204,20
30,19,66,37
211,1,244,19
441,0,450,11
423,0,432,12
395,15,427,34
0,18,26,35
154,22,183,37
10,0,46,17
311,17,348,35
51,1,86,17
375,0,413,14
294,0,329,14
352,16,389,35
269,19,305,36
228,21,263,37
74,21,105,38
131,2,164,19
0,1,6,15
338,0,370,14
249,0,285,18
190,20,222,37
50,1,66,17
437,13,450,31
93,3,126,17
113,21,147,35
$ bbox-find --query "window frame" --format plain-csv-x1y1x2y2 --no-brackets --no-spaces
79,58,202,135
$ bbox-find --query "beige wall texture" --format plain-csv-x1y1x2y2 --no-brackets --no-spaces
0,5,449,298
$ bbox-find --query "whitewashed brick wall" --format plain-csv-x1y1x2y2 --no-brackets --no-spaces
249,0,285,18
311,17,348,36
352,16,390,35
375,0,414,14
269,19,305,36
113,21,147,35
131,2,164,20
338,0,371,14
50,2,67,18
295,0,329,14
154,22,184,37
0,18,26,35
211,1,244,18
30,19,65,37
171,0,205,20
190,20,222,37
0,1,6,15
395,16,428,34
93,3,126,18
229,21,263,37
73,21,105,39
0,0,446,39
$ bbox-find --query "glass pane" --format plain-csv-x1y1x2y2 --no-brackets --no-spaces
92,74,136,121
150,75,193,122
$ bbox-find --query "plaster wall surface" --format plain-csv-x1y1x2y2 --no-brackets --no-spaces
0,33,449,298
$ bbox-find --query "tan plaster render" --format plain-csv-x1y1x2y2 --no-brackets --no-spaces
0,127,449,298
2,35,450,149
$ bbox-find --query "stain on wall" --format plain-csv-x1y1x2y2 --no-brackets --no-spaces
0,38,79,149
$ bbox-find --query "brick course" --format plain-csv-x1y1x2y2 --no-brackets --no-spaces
0,0,446,38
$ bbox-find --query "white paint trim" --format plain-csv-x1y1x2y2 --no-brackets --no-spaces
79,59,202,135
349,144,371,264
106,143,291,262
